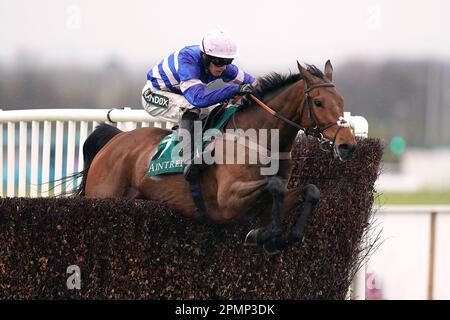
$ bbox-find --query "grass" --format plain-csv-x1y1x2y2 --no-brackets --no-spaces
376,190,450,205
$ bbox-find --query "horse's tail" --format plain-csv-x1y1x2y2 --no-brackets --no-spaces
72,123,122,196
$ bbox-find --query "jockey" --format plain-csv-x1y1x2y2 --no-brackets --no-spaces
142,29,259,182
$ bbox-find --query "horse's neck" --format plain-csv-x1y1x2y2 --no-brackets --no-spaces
232,81,305,152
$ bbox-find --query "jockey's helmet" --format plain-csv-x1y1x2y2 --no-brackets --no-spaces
201,29,239,64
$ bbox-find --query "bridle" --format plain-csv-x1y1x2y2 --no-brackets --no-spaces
248,82,351,152
301,83,350,151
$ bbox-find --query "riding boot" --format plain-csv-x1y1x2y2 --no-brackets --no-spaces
179,109,201,182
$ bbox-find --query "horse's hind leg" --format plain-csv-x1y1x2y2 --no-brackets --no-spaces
85,160,132,198
85,175,126,198
125,186,144,199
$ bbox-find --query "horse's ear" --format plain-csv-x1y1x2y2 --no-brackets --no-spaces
297,61,313,83
324,60,333,81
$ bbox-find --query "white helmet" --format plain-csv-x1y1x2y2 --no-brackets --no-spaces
200,29,239,59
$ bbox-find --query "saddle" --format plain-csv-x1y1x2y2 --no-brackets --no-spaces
146,102,237,177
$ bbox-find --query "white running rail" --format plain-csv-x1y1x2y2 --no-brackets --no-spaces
0,107,176,197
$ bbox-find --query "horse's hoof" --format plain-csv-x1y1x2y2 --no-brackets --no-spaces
263,244,281,255
263,239,282,255
244,229,260,246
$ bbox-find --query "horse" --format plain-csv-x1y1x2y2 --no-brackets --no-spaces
73,61,357,255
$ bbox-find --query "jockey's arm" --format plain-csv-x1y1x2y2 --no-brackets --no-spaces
179,65,258,107
180,80,240,108
221,64,256,86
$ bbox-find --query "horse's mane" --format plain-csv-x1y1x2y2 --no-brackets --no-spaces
258,64,324,98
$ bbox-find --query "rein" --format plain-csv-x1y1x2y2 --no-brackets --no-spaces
248,82,350,151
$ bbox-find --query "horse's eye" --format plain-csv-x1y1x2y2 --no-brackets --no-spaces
314,100,323,108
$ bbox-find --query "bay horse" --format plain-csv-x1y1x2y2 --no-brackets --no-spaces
74,61,357,254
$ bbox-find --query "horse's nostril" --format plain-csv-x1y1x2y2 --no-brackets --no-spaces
339,144,349,153
338,144,355,156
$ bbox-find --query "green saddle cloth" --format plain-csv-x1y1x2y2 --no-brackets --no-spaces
146,105,238,177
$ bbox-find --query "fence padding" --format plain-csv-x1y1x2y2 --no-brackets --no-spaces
0,137,383,299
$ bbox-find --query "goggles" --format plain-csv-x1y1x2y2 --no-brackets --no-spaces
208,56,234,67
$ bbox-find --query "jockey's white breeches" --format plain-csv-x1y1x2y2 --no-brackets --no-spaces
141,81,214,122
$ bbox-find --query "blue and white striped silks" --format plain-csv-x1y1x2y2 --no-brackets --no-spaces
146,45,255,107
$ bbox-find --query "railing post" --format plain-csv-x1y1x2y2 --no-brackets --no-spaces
7,122,15,197
41,120,51,197
54,120,64,196
18,121,28,197
66,120,76,192
351,240,367,300
428,211,437,300
30,121,40,197
0,109,3,197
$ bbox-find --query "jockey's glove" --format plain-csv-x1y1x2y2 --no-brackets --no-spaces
238,83,255,94
237,83,263,109
239,83,263,99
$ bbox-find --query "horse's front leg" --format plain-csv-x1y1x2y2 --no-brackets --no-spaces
263,184,320,254
244,176,287,254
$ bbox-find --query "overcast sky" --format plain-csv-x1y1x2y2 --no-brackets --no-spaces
1,0,449,74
